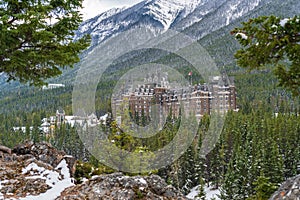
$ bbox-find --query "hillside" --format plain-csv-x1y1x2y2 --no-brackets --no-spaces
0,0,299,199
0,0,298,115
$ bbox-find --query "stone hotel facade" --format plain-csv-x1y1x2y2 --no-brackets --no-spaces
112,75,237,122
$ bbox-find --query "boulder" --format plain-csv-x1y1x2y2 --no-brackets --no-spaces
0,145,11,154
270,174,300,200
12,141,76,176
59,172,187,200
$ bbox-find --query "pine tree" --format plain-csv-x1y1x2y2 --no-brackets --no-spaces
182,145,196,194
249,175,278,200
219,159,238,200
232,15,300,96
196,177,206,200
0,0,90,86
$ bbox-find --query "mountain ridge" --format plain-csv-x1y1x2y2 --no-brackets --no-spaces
0,0,298,91
76,0,268,49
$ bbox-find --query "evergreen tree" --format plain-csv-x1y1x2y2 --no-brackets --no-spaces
0,0,90,85
196,177,206,200
182,145,196,194
248,175,278,200
232,15,300,96
219,159,238,200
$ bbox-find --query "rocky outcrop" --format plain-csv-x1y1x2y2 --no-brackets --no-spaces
0,142,75,199
59,172,187,200
12,141,76,175
0,145,11,154
0,142,187,199
270,175,300,200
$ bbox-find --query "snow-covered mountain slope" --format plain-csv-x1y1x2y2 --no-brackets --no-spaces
75,0,203,47
196,0,300,67
140,0,201,29
76,0,271,51
180,0,271,37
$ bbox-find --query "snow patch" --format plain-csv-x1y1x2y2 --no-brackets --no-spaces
19,159,74,200
20,178,74,200
22,162,46,175
136,177,147,185
100,113,108,123
186,184,220,200
0,180,7,199
225,0,260,26
280,18,289,27
55,159,70,179
236,32,248,40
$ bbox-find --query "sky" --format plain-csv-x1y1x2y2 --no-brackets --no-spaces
82,0,144,20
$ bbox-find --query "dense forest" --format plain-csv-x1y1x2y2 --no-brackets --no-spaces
0,69,299,199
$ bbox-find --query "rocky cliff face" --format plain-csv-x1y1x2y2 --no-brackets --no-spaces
270,175,300,200
0,142,187,199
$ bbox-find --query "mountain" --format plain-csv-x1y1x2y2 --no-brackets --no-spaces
60,0,273,85
195,0,300,67
0,0,296,87
0,0,299,109
75,0,203,48
75,0,269,50
181,0,271,37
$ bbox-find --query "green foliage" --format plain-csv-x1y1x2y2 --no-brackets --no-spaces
74,161,92,183
74,160,115,183
0,0,90,86
219,110,300,199
51,123,86,160
0,129,28,148
196,177,206,200
134,188,144,199
248,175,278,200
232,15,300,96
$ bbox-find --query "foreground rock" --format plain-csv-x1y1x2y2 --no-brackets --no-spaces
59,172,187,200
12,141,76,175
0,141,75,199
270,174,300,200
0,142,187,199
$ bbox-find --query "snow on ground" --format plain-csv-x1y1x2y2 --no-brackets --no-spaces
20,178,74,200
19,159,74,200
186,184,220,200
236,32,248,40
280,18,289,27
135,177,147,185
0,180,9,199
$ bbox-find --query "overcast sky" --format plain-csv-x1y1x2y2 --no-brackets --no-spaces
82,0,143,20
